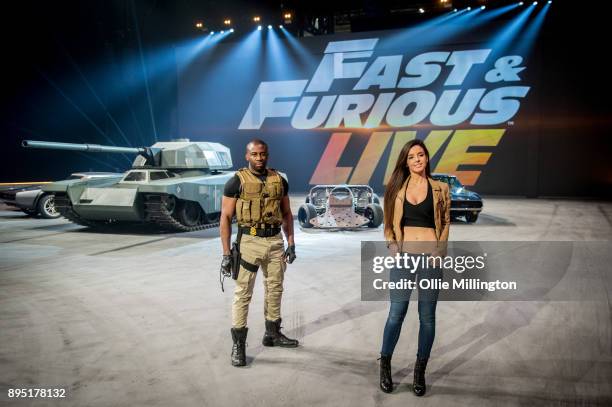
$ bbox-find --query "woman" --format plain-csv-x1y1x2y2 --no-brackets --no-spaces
379,139,450,396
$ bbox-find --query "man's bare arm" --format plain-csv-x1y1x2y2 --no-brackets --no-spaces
280,195,294,246
220,196,237,255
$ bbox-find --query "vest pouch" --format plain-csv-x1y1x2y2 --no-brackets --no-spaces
236,200,243,219
250,198,261,223
263,197,281,223
240,200,251,223
268,181,282,198
244,182,262,196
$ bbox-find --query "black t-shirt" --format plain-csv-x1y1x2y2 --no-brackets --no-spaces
223,172,289,198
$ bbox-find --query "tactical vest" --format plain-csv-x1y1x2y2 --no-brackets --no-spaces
235,168,284,227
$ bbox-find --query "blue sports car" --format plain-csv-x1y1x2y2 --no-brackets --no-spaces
431,173,483,223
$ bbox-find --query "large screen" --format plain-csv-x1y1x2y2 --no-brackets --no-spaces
177,16,541,194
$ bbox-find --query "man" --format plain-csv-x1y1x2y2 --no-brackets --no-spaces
220,138,298,367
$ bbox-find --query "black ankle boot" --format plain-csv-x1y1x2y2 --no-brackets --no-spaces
413,357,428,396
230,327,248,367
262,319,299,347
379,354,393,393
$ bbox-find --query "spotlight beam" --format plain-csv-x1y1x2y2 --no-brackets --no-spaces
130,0,158,143
57,43,134,148
471,3,522,25
384,8,483,49
485,3,537,53
279,26,317,65
128,105,146,148
36,70,133,165
383,8,471,46
515,2,551,55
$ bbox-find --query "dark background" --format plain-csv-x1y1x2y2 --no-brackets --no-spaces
1,1,610,197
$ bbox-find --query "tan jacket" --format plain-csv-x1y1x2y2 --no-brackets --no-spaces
384,176,451,251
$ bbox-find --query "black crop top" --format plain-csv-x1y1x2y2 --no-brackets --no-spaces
401,181,435,229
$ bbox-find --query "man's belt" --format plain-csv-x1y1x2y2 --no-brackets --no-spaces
239,225,281,237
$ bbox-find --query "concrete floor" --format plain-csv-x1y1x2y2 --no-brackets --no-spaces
0,196,611,406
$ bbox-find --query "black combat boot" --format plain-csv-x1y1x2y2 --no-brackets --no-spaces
262,319,299,347
379,354,393,393
413,357,429,396
230,327,248,367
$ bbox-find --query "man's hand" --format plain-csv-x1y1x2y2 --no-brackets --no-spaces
221,255,233,277
283,245,296,264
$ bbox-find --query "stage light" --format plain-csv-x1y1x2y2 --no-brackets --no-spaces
472,3,521,24
257,25,262,30
210,31,215,35
284,13,292,19
195,21,204,29
533,1,538,4
253,16,260,22
453,8,458,12
515,0,552,56
548,0,552,3
230,28,234,33
481,5,486,10
467,7,472,11
419,8,425,13
486,2,537,53
221,30,224,34
279,22,317,65
268,25,272,29
224,19,231,26
279,25,283,28
519,1,524,4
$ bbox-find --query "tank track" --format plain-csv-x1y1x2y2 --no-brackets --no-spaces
54,194,111,228
53,193,225,232
143,194,222,232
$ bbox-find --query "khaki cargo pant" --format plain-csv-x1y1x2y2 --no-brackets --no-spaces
232,233,286,328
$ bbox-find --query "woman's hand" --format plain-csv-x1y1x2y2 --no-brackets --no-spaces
427,251,441,268
388,241,399,256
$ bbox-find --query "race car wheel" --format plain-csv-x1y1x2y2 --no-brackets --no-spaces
466,212,479,223
37,194,61,219
365,203,383,228
298,203,317,228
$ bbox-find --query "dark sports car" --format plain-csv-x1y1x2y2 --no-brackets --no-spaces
0,172,122,219
0,183,58,218
431,173,483,223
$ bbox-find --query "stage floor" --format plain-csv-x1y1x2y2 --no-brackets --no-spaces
1,196,611,406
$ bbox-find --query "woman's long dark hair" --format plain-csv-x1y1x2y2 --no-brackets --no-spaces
383,139,432,237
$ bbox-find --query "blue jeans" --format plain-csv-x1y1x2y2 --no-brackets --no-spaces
380,263,441,358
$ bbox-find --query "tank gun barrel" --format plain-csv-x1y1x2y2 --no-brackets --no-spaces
22,139,233,170
22,140,146,155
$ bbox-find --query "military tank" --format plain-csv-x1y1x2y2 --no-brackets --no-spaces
22,139,234,231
